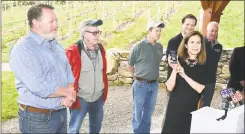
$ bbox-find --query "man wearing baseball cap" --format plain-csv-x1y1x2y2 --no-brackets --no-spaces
128,21,164,133
65,19,108,133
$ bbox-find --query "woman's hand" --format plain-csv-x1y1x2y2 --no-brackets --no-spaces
176,62,186,78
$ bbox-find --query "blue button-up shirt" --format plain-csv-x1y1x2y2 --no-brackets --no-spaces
9,31,74,110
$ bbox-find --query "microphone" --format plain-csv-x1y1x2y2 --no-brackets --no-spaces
217,87,237,121
217,87,244,121
217,99,229,121
230,88,244,106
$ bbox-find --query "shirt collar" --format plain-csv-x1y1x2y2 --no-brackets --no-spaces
142,37,159,45
207,38,219,45
214,40,219,44
28,30,45,45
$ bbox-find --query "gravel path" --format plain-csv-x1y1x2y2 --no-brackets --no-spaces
2,85,221,133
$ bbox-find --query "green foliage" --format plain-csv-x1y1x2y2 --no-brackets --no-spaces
218,1,244,48
1,72,18,122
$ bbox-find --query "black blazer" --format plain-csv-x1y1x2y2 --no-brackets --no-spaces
227,46,245,91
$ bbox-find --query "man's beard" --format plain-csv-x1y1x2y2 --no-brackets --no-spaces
42,32,57,41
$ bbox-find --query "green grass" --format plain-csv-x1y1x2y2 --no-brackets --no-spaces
1,72,18,122
218,1,244,48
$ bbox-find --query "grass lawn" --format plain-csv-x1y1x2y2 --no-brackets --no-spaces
218,1,244,48
1,72,18,122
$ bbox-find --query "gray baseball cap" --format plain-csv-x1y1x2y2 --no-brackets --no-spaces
80,19,103,28
146,21,165,31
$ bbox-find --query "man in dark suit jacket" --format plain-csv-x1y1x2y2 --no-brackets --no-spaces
166,14,197,77
166,14,197,56
227,46,245,92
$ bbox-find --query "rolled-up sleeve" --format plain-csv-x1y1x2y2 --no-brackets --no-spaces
9,47,58,98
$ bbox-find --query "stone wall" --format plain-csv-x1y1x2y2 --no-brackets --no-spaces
106,48,234,89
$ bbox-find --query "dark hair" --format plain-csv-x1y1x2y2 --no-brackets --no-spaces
178,31,206,64
27,4,54,28
181,14,197,26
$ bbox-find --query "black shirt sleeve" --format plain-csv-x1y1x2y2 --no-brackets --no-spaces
167,38,179,57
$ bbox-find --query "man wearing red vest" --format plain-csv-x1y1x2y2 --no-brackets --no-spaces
65,19,108,133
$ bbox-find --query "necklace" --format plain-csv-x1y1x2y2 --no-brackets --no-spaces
185,58,198,67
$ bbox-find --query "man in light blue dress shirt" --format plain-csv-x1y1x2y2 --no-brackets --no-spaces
9,4,76,133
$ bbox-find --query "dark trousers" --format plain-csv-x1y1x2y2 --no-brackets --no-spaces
201,83,216,107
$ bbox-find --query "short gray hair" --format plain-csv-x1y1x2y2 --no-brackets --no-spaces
80,24,89,37
207,21,219,30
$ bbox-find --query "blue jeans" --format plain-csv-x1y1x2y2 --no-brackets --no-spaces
18,106,67,133
68,95,104,134
132,80,158,133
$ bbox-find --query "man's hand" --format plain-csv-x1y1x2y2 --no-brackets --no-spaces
61,97,74,107
65,87,76,102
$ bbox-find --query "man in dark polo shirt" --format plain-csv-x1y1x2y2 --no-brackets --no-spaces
128,21,164,133
166,14,197,77
201,21,223,107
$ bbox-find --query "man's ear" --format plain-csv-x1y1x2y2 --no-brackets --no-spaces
32,19,39,28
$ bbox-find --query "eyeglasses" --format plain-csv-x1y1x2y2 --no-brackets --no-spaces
85,31,102,36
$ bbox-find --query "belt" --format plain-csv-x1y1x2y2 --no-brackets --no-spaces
135,77,157,83
19,104,63,114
